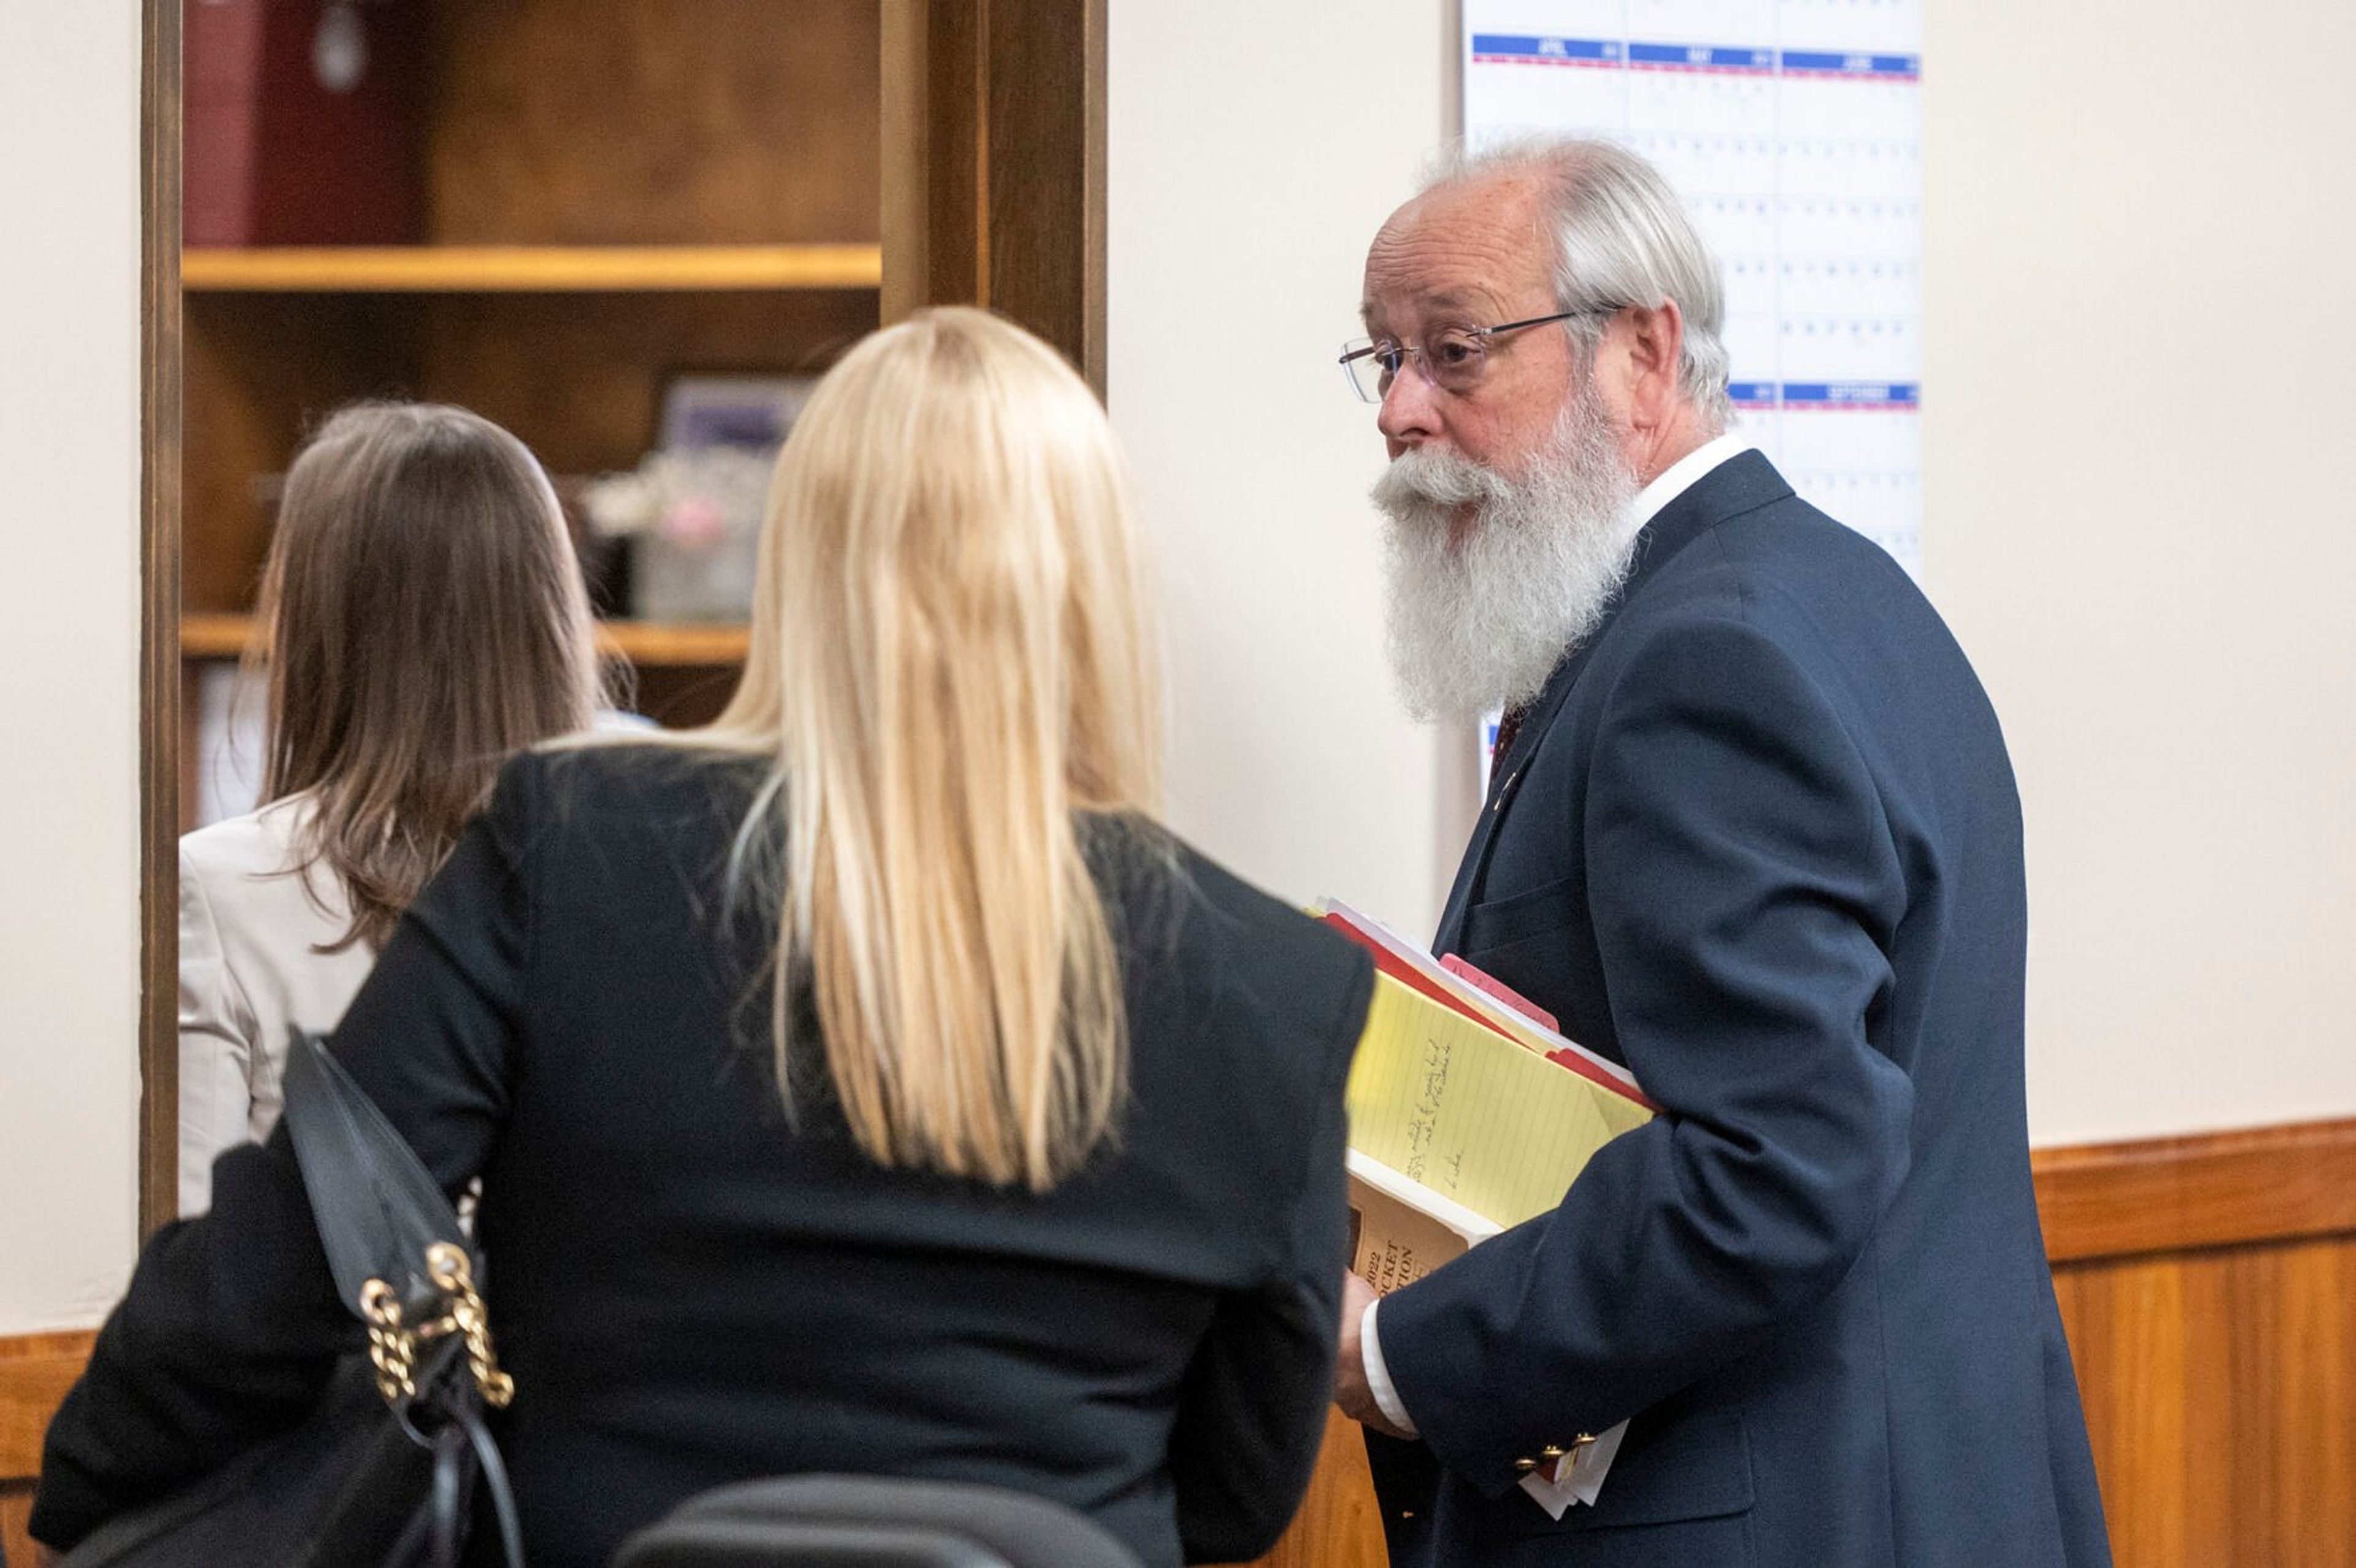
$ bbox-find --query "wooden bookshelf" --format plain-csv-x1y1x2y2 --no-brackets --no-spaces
182,244,883,294
180,613,750,668
175,0,882,767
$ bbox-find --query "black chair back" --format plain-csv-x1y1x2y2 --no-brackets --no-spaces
610,1475,1147,1568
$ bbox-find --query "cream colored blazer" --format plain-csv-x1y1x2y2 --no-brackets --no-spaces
177,794,378,1215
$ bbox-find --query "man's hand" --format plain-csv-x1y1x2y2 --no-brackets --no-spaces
1333,1269,1414,1439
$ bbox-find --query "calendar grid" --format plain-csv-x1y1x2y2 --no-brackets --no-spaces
1464,0,1924,574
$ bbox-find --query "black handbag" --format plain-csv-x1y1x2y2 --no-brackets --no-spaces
61,1032,526,1568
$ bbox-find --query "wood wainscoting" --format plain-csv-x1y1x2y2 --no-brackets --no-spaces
1,1329,96,1562
7,1119,2352,1566
2039,1118,2356,1568
1220,1115,2356,1568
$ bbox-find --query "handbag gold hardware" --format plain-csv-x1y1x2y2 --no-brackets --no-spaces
359,1241,516,1410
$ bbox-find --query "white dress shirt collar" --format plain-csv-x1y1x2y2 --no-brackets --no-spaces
1631,429,1756,530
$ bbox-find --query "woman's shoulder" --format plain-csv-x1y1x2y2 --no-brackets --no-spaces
1100,820,1372,1062
501,737,767,820
475,740,770,891
1161,837,1339,952
179,793,315,882
177,793,356,950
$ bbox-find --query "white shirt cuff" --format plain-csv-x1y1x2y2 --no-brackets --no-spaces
1517,1418,1629,1517
1359,1297,1419,1438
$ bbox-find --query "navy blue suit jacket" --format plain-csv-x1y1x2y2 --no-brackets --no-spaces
1368,452,2110,1566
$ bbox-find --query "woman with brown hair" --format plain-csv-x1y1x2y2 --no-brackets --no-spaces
37,310,1371,1568
176,401,604,1213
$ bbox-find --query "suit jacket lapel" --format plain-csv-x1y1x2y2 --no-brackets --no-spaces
1433,450,1795,952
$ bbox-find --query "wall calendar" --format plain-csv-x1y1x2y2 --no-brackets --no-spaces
1463,0,1923,574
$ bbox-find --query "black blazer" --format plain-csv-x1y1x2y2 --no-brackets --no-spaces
34,749,1374,1568
1369,453,2111,1566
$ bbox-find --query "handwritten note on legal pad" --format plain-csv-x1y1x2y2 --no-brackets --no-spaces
1345,972,1653,1229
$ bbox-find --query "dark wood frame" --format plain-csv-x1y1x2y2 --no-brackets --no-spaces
139,0,183,1236
880,0,1107,394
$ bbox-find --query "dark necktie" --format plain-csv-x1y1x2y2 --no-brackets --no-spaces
1491,703,1530,775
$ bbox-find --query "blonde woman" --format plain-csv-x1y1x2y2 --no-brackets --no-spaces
175,401,605,1213
37,311,1374,1568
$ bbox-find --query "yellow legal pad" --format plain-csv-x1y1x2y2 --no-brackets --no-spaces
1344,970,1653,1231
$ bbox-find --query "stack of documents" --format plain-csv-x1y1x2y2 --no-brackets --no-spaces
1320,901,1655,1293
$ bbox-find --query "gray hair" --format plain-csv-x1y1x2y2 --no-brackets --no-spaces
1423,137,1732,430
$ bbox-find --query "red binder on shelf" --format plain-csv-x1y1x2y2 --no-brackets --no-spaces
184,0,427,247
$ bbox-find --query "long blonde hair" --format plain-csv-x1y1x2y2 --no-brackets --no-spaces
257,401,605,950
703,307,1164,1191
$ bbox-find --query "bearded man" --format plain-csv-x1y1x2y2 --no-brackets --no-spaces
1331,137,2111,1568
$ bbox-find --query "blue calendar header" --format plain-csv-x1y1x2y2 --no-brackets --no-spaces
1471,36,1920,82
1779,49,1922,80
1628,42,1774,73
1779,382,1922,410
1724,382,1921,410
1468,34,1622,65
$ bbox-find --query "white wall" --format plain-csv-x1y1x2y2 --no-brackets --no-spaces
1107,0,1464,934
1924,1,2356,1143
1109,1,2356,1146
0,2,145,1333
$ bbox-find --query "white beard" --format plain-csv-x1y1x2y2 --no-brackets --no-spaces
1372,380,1646,723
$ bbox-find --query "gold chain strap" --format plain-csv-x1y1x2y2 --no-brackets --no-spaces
360,1279,417,1404
426,1241,516,1408
357,1243,515,1411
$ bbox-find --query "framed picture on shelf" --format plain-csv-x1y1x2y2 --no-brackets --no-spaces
580,373,820,623
659,374,818,453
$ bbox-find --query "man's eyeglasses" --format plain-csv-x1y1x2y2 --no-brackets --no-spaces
1338,307,1619,404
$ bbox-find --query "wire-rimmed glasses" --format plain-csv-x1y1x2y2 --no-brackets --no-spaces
1338,307,1619,404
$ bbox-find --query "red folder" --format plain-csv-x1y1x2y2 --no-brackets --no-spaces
1317,901,1657,1113
1440,952,1558,1031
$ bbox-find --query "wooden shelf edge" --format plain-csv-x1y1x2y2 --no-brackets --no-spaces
178,612,253,659
181,244,883,293
598,621,750,666
179,614,748,667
